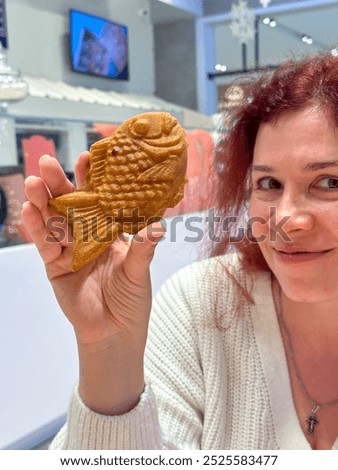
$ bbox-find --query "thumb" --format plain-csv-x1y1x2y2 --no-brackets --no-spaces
123,221,166,283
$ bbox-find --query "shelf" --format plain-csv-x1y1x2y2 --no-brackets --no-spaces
7,76,214,130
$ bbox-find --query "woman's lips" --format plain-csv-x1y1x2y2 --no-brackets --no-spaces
273,248,333,263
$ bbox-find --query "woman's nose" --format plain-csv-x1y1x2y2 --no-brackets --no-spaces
268,192,315,236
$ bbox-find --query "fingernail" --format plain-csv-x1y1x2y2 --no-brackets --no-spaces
25,175,39,184
39,154,53,162
149,232,165,245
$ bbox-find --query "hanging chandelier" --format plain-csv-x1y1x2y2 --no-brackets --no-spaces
0,44,28,111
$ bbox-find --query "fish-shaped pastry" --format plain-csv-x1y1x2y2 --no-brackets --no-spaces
49,112,188,271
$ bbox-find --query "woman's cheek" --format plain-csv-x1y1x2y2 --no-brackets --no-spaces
249,202,270,242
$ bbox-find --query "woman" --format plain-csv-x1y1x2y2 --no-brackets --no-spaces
22,53,338,450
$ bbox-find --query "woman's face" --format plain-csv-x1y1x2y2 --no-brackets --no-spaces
249,107,338,302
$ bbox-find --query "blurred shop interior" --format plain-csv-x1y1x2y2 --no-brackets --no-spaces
0,0,337,450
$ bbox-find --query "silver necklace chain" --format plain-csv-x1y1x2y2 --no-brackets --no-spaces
276,284,338,434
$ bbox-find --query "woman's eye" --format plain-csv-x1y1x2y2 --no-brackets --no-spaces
315,177,338,190
255,177,281,191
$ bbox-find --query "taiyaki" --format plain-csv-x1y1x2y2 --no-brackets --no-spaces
49,112,188,271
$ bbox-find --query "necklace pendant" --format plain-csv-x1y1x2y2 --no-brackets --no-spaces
306,405,319,434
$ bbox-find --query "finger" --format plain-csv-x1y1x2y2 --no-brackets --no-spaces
39,155,75,197
74,151,90,189
21,201,64,265
24,175,73,246
123,222,166,283
25,175,51,211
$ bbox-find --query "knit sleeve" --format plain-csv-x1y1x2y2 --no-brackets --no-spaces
50,262,205,450
49,384,163,450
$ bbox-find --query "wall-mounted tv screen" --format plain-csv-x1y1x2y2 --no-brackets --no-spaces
70,9,129,80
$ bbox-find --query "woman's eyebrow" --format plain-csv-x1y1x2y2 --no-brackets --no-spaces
303,160,338,171
251,160,338,173
251,165,274,173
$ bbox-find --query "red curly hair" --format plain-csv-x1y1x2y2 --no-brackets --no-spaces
204,52,338,310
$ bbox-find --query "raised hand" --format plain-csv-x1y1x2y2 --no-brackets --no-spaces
22,153,165,414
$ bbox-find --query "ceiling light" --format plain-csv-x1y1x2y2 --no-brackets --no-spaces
262,17,277,27
302,35,313,45
215,64,227,72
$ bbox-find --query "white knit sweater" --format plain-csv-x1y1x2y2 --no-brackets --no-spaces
51,253,338,450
